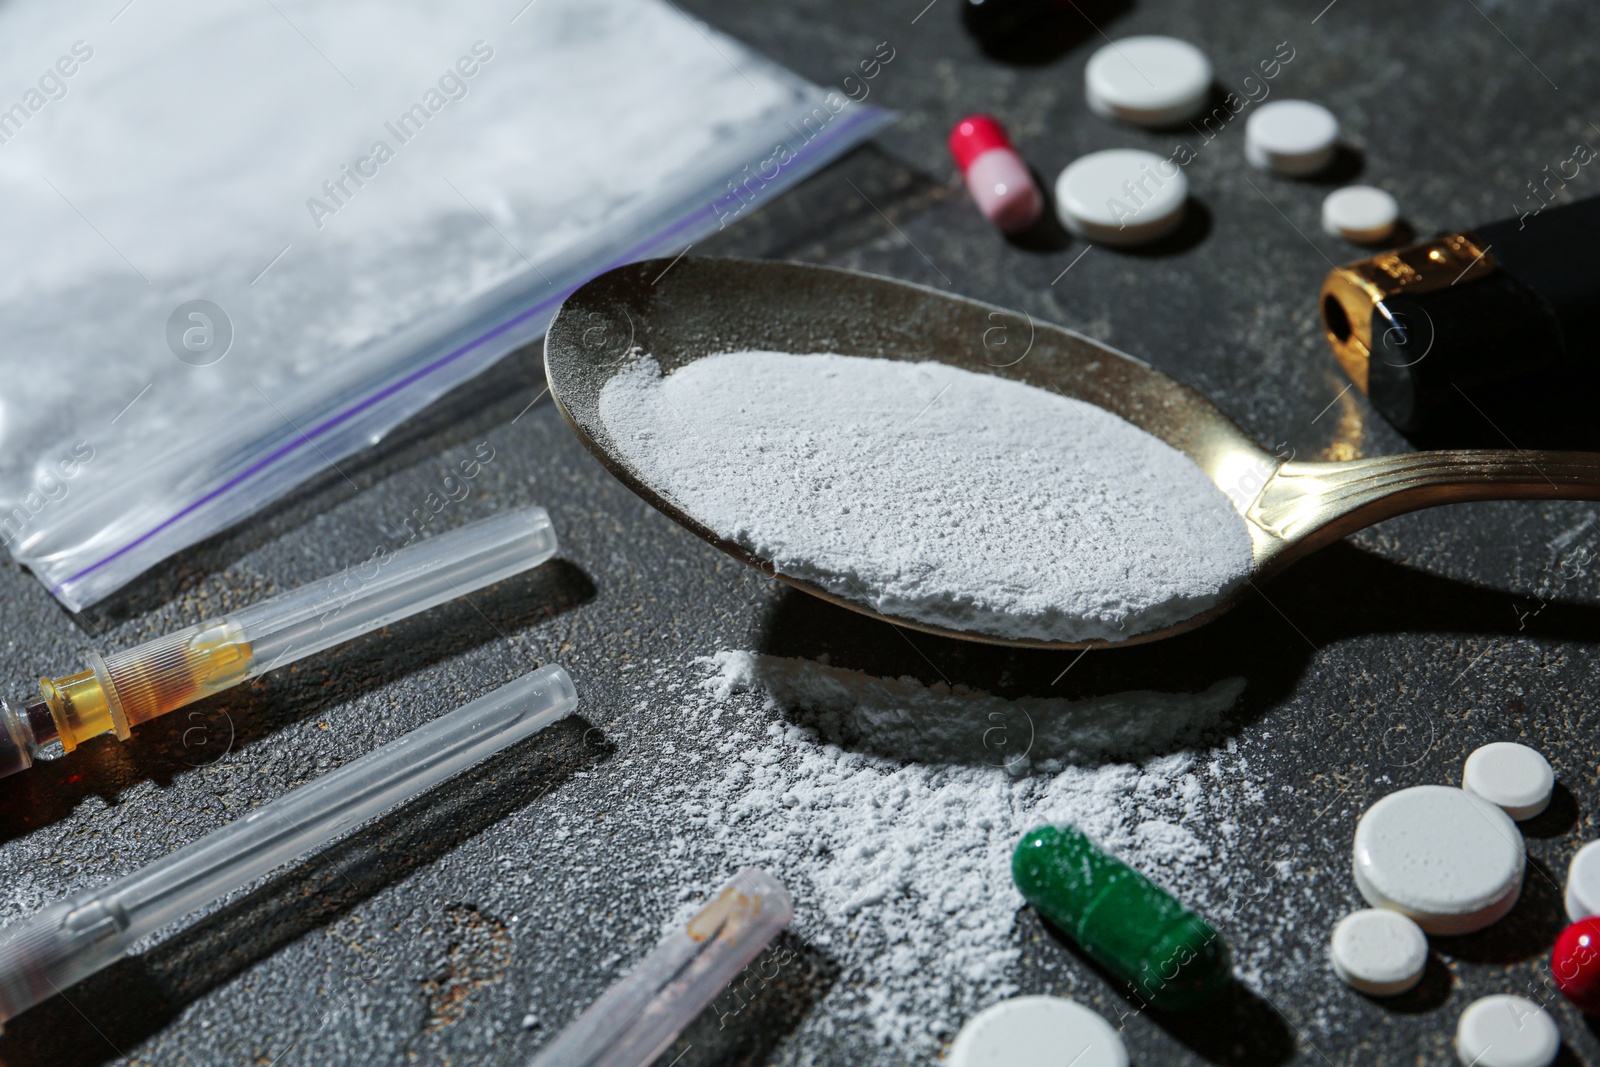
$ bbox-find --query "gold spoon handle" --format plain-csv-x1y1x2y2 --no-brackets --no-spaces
1252,451,1600,544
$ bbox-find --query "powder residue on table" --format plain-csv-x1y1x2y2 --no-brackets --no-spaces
529,651,1264,1058
597,351,1254,643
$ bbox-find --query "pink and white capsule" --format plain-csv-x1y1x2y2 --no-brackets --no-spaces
949,114,1043,233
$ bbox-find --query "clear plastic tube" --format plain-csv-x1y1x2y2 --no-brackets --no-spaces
530,868,793,1067
234,507,557,674
0,506,558,776
0,664,578,1027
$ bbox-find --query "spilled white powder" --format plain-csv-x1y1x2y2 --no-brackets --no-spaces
598,651,1264,1057
597,351,1254,643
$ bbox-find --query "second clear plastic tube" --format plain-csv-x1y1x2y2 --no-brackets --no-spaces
0,664,579,1026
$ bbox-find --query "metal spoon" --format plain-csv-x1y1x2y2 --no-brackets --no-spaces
544,256,1600,649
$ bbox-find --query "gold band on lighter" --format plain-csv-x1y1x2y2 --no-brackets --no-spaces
1318,232,1494,394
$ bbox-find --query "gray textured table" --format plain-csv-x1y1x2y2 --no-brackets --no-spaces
3,1,1600,1063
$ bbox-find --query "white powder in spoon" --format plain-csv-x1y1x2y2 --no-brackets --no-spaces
597,351,1254,643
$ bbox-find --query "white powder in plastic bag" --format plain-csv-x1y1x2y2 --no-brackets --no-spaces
0,0,879,607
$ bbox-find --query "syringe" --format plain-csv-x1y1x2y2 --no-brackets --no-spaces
0,664,579,1027
0,506,559,778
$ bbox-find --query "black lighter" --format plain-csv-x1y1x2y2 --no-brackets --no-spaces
1319,195,1600,448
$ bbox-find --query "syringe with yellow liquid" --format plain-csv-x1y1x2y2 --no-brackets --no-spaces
0,506,558,778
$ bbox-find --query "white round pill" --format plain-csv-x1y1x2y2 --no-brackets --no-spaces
1352,785,1524,935
1055,149,1188,247
1462,742,1554,821
1329,908,1428,996
1245,99,1339,176
1321,185,1400,244
948,995,1128,1067
1456,995,1560,1067
1085,36,1213,127
1567,839,1600,921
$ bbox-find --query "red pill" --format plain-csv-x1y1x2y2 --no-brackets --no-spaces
948,115,1043,233
1552,916,1600,1013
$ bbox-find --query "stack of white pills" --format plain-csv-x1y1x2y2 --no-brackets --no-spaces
1327,742,1564,1066
1063,36,1405,249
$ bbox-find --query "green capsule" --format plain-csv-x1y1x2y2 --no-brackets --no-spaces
1012,824,1230,1011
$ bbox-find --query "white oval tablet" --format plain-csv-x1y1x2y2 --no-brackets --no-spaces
1245,99,1339,176
1329,908,1428,996
948,996,1128,1067
1352,785,1524,935
1085,36,1213,127
1462,742,1554,820
1567,839,1600,921
1055,149,1188,247
1321,186,1399,244
1456,995,1560,1067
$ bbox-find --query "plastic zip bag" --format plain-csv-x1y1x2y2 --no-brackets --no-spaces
0,0,889,610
